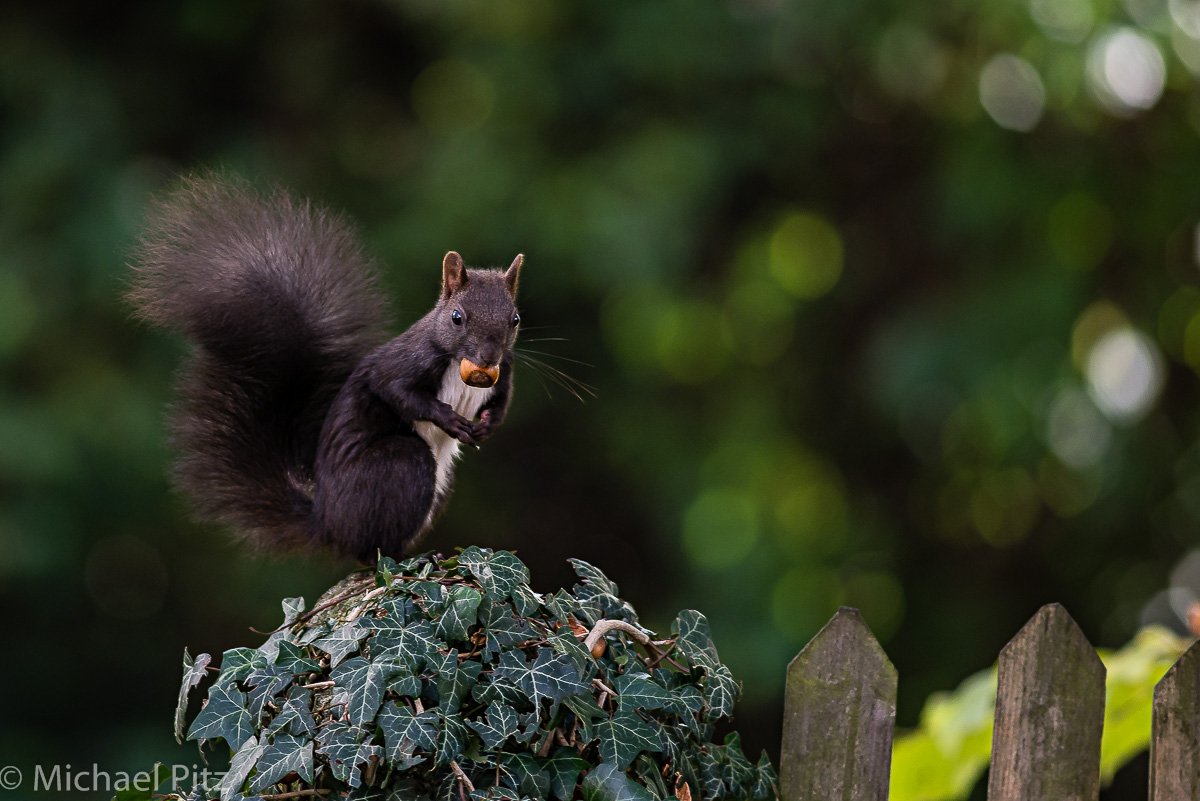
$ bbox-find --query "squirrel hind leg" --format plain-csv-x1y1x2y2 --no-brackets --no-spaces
312,433,439,563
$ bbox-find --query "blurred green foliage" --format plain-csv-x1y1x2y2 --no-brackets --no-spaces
4,0,1200,797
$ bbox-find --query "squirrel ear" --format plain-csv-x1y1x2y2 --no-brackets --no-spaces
442,251,468,299
504,254,523,296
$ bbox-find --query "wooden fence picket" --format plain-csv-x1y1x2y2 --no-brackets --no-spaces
986,603,1107,801
1150,639,1200,801
779,606,897,801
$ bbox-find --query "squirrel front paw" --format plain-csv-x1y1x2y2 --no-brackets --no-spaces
469,409,503,443
434,406,479,447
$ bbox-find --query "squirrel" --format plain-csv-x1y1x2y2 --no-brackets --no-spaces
129,174,522,563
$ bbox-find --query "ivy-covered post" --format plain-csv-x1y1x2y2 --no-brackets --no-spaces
987,603,1106,801
171,550,780,801
779,606,897,801
1150,640,1200,801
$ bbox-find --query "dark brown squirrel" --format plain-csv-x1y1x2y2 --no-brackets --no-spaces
129,174,522,563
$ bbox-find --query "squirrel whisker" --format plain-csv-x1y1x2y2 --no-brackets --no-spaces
514,352,596,402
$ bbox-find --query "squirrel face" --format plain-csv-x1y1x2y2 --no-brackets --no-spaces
439,252,521,387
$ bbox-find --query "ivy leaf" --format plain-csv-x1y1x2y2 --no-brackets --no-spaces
387,738,427,772
582,762,657,801
472,675,529,709
433,710,468,767
751,751,778,801
274,641,321,675
479,601,534,661
377,556,399,587
269,687,316,737
614,674,671,713
378,701,438,755
281,596,306,625
377,594,418,623
260,594,303,658
213,647,267,688
514,710,540,745
493,647,589,710
331,656,372,696
466,702,519,749
671,611,718,666
387,668,423,698
511,583,541,618
563,693,607,744
258,629,289,663
459,547,530,605
182,783,209,801
633,755,669,800
655,724,700,801
700,663,739,721
412,581,447,616
548,630,598,681
695,747,725,801
593,708,662,771
317,722,382,788
186,683,254,751
666,685,705,737
545,748,590,801
357,609,409,650
498,752,550,798
217,735,263,801
567,559,620,597
374,619,445,672
245,666,292,719
433,650,483,713
411,554,439,577
176,649,211,744
249,733,314,793
332,656,403,726
564,691,607,721
313,622,368,667
298,620,333,646
437,585,483,642
540,590,578,625
715,733,755,789
573,582,638,625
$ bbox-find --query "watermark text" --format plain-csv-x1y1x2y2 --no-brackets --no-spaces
0,763,227,794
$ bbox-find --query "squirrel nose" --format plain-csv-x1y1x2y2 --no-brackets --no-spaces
479,343,502,367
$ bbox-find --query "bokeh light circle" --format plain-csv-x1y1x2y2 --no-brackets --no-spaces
1086,28,1166,115
1086,327,1166,423
768,212,844,299
1030,0,1094,43
979,54,1046,132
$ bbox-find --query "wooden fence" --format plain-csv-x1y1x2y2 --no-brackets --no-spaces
779,603,1200,801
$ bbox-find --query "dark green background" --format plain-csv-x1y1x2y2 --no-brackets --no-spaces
2,0,1198,798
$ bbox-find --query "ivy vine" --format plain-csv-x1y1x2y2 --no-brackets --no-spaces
173,549,778,801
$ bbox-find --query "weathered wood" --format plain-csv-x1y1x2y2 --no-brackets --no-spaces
1150,639,1200,801
780,606,897,801
986,603,1106,801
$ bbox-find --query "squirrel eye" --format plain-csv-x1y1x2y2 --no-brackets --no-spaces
512,313,521,327
451,309,463,326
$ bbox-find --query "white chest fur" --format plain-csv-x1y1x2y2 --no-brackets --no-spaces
412,364,494,505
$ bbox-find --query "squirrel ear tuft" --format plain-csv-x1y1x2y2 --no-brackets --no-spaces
504,254,523,296
442,251,468,299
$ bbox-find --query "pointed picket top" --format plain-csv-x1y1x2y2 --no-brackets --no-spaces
1150,639,1200,801
987,603,1106,801
780,606,897,801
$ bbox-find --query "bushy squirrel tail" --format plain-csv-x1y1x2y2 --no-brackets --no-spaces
130,173,390,552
